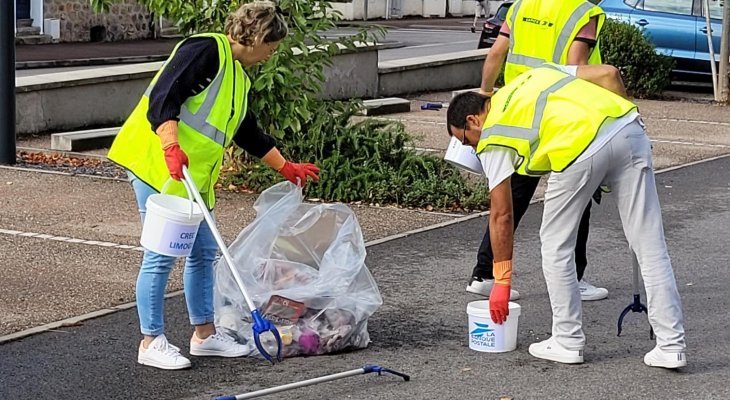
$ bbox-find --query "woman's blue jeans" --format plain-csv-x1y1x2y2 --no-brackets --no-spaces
130,175,216,336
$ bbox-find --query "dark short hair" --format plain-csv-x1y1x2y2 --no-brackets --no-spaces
446,92,489,136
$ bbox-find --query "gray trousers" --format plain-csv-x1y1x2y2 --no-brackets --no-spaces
540,119,686,352
473,0,490,27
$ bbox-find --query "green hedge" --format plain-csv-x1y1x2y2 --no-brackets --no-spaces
600,19,675,98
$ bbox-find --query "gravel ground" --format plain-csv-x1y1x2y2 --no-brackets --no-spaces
0,166,464,336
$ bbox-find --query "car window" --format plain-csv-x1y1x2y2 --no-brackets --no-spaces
623,0,641,8
705,0,724,19
496,4,511,19
641,0,693,15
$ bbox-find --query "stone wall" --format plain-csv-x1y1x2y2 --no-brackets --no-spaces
44,0,152,43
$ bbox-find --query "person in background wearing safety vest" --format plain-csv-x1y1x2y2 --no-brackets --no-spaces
107,2,319,370
447,63,686,368
466,0,609,304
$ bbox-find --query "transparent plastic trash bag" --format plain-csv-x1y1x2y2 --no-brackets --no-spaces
214,181,383,358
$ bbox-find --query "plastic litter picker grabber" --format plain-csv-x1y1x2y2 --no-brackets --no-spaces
182,166,282,363
617,251,654,339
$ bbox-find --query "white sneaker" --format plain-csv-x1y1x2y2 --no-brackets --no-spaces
579,279,608,301
138,334,191,370
190,331,249,357
529,337,584,364
644,346,687,369
466,277,521,300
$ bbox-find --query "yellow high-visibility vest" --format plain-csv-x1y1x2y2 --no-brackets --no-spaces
108,33,250,209
477,65,636,175
504,0,605,83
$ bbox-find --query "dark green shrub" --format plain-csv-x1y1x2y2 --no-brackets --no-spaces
224,101,489,211
600,19,675,98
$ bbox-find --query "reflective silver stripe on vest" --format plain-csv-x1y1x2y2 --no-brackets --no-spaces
143,43,228,147
178,70,227,147
508,0,523,56
481,74,576,155
552,1,594,63
506,53,545,69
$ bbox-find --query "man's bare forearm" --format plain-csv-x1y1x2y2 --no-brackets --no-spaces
490,211,514,262
480,35,509,94
488,178,514,262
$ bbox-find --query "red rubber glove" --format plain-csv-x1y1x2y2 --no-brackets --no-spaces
490,260,513,324
278,161,320,186
163,144,189,181
489,283,511,324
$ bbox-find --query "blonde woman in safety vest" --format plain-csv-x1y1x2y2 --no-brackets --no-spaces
447,64,686,368
108,2,319,370
466,0,609,309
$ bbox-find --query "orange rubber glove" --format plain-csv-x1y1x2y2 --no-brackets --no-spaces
157,121,188,181
278,161,320,187
490,260,512,324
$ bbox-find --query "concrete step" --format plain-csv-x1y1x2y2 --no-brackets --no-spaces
360,97,411,116
159,26,183,39
15,34,53,45
51,127,120,152
17,19,33,28
451,87,480,98
16,26,41,36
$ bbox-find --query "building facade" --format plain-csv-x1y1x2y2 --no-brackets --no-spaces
15,0,152,43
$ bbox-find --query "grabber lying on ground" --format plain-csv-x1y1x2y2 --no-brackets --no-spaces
214,364,410,400
182,166,282,363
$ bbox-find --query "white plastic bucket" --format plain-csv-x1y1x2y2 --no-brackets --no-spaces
466,300,521,353
444,136,483,175
140,179,204,257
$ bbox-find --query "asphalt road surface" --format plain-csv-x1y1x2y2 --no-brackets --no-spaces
2,155,729,400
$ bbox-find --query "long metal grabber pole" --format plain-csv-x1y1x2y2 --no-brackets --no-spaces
214,365,410,400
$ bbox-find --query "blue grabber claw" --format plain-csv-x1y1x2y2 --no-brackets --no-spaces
617,294,654,340
420,102,443,110
251,309,282,364
363,365,411,381
618,252,655,340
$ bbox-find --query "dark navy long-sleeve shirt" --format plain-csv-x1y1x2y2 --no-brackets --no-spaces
147,37,275,158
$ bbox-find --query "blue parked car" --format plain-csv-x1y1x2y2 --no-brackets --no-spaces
598,0,725,79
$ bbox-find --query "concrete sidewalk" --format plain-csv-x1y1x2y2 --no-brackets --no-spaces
1,153,729,400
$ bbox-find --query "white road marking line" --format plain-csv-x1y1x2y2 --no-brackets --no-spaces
0,228,143,252
646,117,730,127
652,139,730,149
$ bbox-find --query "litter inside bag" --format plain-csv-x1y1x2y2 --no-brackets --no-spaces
214,181,383,358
